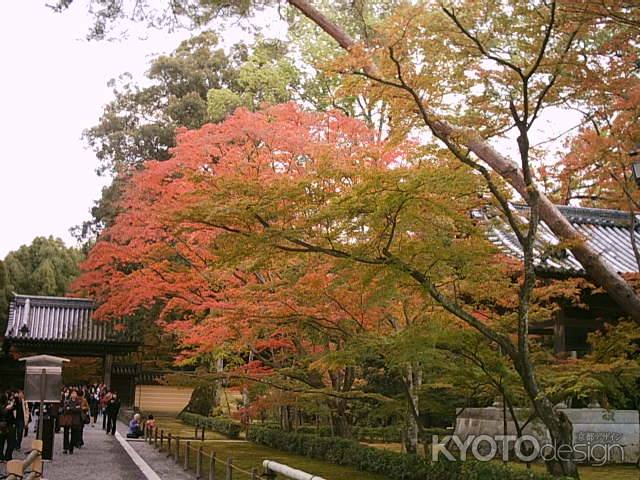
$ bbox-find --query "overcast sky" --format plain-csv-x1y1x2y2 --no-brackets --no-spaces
0,3,192,257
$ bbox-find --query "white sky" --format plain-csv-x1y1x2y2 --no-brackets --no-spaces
0,2,192,257
0,3,580,258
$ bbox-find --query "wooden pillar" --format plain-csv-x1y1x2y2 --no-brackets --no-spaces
104,354,114,389
553,314,566,355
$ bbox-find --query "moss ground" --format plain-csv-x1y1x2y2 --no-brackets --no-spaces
154,416,639,480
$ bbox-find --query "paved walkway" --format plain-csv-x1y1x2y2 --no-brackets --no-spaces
1,420,194,480
44,423,147,480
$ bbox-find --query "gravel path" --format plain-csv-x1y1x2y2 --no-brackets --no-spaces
0,419,198,480
41,422,148,480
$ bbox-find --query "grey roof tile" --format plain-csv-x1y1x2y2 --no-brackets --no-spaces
4,294,137,345
486,205,640,275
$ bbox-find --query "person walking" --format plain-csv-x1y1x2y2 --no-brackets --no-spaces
13,390,29,451
61,389,83,454
78,390,90,448
105,392,121,435
0,393,15,462
1,392,17,462
101,389,112,430
89,385,100,427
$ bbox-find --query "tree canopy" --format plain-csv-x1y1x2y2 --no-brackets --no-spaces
0,236,84,331
75,31,301,239
58,1,640,476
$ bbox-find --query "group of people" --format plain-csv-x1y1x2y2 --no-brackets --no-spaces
58,384,121,454
0,390,29,462
1,383,151,460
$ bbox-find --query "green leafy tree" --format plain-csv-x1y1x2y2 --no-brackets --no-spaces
1,237,83,332
0,261,9,322
75,32,301,239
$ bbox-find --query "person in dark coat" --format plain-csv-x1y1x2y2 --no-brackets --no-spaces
13,390,29,451
77,390,90,447
0,393,16,461
62,389,83,454
105,392,121,435
89,386,100,426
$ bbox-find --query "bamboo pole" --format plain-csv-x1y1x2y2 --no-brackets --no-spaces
226,457,232,480
196,445,203,479
209,451,217,480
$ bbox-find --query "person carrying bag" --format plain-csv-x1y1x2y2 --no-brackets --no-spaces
61,390,82,454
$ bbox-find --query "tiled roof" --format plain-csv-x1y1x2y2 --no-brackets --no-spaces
4,294,137,345
484,205,640,275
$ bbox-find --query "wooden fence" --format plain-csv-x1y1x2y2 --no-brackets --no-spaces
4,439,43,480
143,423,261,480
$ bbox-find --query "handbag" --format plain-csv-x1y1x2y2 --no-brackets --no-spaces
59,414,72,427
82,411,90,425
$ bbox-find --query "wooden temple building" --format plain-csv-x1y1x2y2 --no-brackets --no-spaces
485,204,640,356
1,294,141,403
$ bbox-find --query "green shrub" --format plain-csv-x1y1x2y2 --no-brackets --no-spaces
178,411,242,439
260,423,450,444
247,426,568,480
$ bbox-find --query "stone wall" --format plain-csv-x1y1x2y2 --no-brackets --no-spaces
452,407,639,464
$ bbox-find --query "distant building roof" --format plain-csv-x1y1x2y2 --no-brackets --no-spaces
4,294,139,355
483,204,640,276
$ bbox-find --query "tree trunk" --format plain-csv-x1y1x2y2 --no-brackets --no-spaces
182,383,218,416
404,362,422,455
326,368,354,438
280,405,293,432
515,355,579,478
287,0,640,324
329,401,351,437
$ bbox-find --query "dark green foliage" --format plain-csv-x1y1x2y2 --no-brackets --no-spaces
178,411,242,439
1,237,83,332
247,426,567,480
259,424,450,444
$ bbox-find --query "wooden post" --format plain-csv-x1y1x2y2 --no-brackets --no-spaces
154,426,158,447
553,313,567,355
208,451,217,480
31,439,44,476
103,353,114,389
201,423,205,441
175,437,181,464
160,430,164,450
185,441,191,470
226,457,232,480
6,460,23,477
167,433,172,457
37,368,46,441
196,445,203,479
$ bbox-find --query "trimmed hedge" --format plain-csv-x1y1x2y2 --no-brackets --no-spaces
247,426,567,480
262,424,449,444
179,411,242,439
